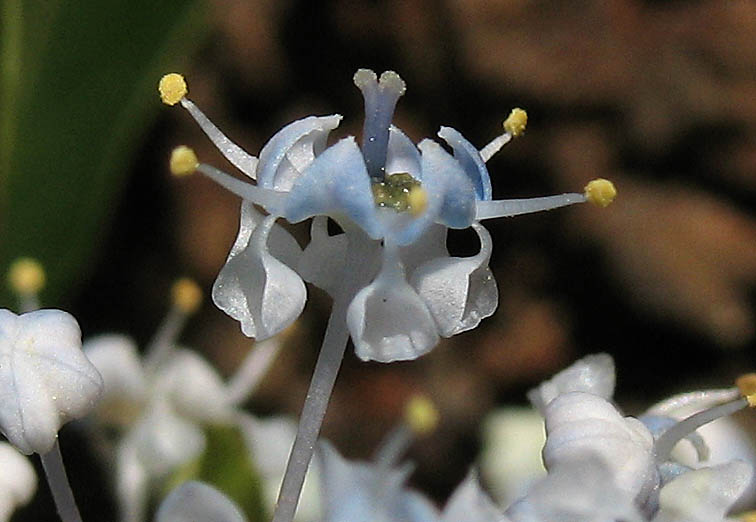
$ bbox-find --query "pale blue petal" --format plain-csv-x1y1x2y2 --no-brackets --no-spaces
437,126,492,201
156,481,247,522
442,471,508,522
256,115,342,192
385,125,421,178
284,137,383,239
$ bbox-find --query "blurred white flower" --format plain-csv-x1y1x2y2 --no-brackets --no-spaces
156,481,247,522
0,309,103,455
0,442,37,522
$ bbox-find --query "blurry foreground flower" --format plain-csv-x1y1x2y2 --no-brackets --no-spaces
156,481,247,522
160,67,615,522
0,442,37,522
0,309,103,455
505,353,755,522
83,279,315,522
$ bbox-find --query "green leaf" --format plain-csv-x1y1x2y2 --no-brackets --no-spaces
0,0,208,307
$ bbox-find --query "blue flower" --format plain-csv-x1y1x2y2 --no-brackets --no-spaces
160,70,611,362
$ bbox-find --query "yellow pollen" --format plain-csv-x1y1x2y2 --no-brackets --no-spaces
404,395,439,436
736,374,756,407
170,146,198,176
407,186,428,217
172,278,202,314
738,511,756,522
7,258,46,295
159,73,187,105
503,108,528,138
584,178,617,207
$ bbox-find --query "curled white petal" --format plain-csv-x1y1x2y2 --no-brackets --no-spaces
653,461,752,522
212,207,306,340
542,392,657,500
257,115,343,192
410,223,497,337
298,217,348,296
347,249,439,362
527,353,616,415
83,334,147,426
0,309,103,455
156,481,247,522
0,442,36,521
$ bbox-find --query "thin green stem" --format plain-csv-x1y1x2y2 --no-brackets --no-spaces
39,440,83,522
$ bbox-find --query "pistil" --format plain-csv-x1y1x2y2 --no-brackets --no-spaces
354,69,406,181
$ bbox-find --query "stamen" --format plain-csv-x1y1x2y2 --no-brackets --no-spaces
479,108,527,162
354,69,407,180
373,395,439,469
170,146,198,176
7,257,45,313
584,178,617,207
654,397,749,464
475,193,587,220
407,186,428,217
195,163,286,213
158,73,187,106
144,278,203,372
179,98,259,178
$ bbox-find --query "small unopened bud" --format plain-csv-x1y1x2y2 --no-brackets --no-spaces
172,278,202,314
503,108,528,138
7,258,45,295
159,73,188,106
170,146,198,176
584,178,617,207
404,395,439,436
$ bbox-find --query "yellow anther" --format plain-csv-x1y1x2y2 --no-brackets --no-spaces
736,374,756,407
170,146,198,176
738,511,756,522
404,395,439,436
407,186,428,217
7,258,46,295
171,278,202,314
159,73,187,105
584,178,617,207
503,108,528,138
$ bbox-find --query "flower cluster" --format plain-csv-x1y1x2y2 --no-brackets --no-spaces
159,69,615,363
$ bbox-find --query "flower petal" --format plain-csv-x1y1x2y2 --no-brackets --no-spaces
0,442,36,519
653,461,752,522
159,349,233,423
347,249,439,362
0,309,103,455
527,353,616,415
284,137,382,239
83,334,147,427
212,209,306,340
409,223,497,337
156,481,247,522
385,125,421,178
437,126,492,201
542,391,657,500
257,115,342,192
441,471,508,522
297,217,348,296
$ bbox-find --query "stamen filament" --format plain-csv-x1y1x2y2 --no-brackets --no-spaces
654,397,748,464
196,164,286,212
479,133,513,162
180,98,258,178
226,338,283,406
475,193,586,220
